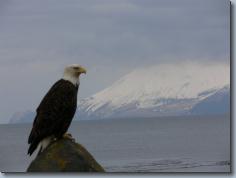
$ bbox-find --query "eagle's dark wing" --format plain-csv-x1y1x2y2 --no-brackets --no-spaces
28,79,78,155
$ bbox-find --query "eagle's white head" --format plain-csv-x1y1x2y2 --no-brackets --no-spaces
62,64,87,85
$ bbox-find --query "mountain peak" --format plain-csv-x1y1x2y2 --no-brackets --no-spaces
77,63,230,119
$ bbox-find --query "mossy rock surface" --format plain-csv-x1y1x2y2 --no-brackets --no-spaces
27,138,105,172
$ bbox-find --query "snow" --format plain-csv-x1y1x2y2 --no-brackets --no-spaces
79,62,230,116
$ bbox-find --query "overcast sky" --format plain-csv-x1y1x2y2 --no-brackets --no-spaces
0,0,230,123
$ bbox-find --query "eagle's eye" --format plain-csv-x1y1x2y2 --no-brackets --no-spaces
73,66,79,70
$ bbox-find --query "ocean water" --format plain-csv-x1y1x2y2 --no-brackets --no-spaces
0,115,230,172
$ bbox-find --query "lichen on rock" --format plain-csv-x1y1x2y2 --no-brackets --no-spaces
27,137,105,172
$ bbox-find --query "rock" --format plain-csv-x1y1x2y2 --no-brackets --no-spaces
27,138,105,172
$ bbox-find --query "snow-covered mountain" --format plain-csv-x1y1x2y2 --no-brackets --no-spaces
76,63,230,120
9,63,230,123
191,85,230,115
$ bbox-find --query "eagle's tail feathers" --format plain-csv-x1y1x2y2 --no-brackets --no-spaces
39,136,53,151
28,136,53,156
37,146,43,156
27,140,39,156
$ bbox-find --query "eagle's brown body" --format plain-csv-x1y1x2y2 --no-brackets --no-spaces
28,79,78,155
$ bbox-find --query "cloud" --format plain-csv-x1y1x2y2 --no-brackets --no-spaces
0,0,230,123
0,0,229,65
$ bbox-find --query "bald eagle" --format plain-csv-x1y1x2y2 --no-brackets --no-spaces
27,64,86,156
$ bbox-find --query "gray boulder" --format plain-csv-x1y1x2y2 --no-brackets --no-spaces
27,138,105,172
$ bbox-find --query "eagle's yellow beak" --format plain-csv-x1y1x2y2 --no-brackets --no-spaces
78,67,87,74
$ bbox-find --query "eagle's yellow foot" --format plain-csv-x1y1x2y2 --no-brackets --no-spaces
63,133,75,142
